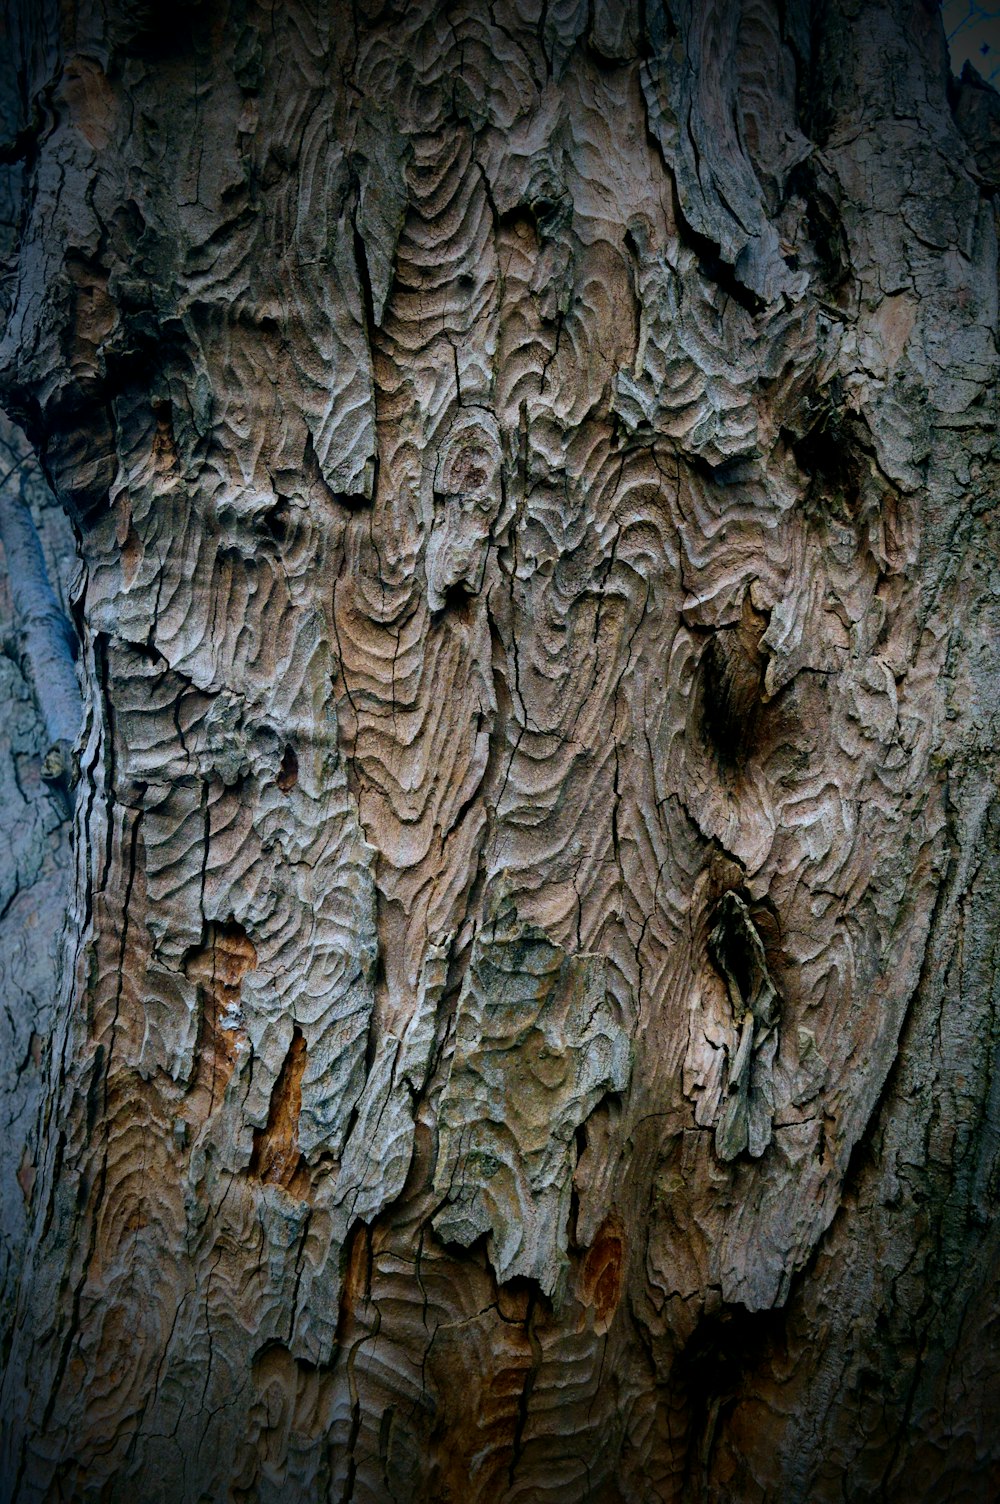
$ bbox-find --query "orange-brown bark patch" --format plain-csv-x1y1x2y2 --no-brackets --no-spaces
250,1029,309,1197
581,1213,627,1335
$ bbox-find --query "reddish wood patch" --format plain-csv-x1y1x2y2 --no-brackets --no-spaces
250,1029,310,1197
581,1214,627,1335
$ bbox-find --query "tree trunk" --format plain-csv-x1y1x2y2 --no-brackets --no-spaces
1,2,998,1500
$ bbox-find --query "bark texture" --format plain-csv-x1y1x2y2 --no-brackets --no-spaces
0,418,78,1382
0,1,998,1500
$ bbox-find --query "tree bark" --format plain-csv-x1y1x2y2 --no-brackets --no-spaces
1,2,998,1500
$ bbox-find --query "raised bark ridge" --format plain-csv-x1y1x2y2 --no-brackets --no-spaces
433,901,631,1297
0,1,997,1500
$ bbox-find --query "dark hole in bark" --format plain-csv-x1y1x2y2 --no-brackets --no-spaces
794,417,854,488
499,195,569,241
117,0,217,60
438,580,476,624
677,1305,786,1485
789,379,869,517
701,630,763,767
276,744,298,791
260,497,290,544
330,489,372,512
131,638,168,665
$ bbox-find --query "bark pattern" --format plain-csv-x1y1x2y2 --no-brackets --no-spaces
0,1,998,1500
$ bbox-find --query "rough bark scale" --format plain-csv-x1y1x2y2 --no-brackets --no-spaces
0,1,998,1499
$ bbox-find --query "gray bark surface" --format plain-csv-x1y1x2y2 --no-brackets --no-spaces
0,2,998,1500
0,418,78,1395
